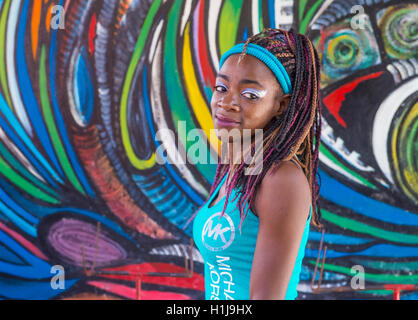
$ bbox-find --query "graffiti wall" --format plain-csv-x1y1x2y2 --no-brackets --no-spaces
0,0,416,300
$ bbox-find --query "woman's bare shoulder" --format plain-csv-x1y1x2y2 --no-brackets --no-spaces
254,160,311,222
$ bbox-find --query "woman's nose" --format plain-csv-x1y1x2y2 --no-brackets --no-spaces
218,93,240,111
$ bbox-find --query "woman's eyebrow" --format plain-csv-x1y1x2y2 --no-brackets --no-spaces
216,73,265,88
240,79,264,88
216,73,229,81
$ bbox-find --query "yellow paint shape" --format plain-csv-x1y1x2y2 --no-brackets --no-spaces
31,0,42,59
182,22,221,155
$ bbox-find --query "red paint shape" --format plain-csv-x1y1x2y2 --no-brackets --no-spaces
0,221,49,261
323,71,383,127
100,262,204,292
197,0,215,88
88,13,97,55
383,284,416,291
73,126,174,240
383,284,416,300
88,280,191,300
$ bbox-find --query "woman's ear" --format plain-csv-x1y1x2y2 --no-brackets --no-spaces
275,94,291,119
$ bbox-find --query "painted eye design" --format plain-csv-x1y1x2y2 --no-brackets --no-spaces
377,4,418,60
313,16,381,87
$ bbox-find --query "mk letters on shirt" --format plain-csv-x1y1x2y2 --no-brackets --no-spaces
201,212,236,300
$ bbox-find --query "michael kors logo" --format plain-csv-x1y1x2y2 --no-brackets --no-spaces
202,212,235,252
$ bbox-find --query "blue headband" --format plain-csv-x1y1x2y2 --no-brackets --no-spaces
219,43,292,94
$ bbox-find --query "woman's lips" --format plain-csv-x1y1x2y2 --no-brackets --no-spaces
215,114,240,127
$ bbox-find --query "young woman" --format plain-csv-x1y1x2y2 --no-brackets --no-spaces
190,28,322,300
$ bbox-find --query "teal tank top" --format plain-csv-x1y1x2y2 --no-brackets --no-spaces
193,173,312,300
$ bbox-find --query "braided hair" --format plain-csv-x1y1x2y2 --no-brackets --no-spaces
186,28,323,232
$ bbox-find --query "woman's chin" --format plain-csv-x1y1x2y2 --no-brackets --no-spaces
213,125,242,137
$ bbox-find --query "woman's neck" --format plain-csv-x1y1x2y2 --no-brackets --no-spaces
226,129,265,176
225,134,257,183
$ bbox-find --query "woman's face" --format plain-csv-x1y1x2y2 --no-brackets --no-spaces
211,53,290,139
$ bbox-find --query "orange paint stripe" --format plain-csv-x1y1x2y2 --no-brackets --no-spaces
31,0,42,59
45,4,54,33
118,0,133,22
114,0,133,33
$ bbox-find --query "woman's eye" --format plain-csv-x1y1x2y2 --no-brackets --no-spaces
214,85,226,92
242,92,259,100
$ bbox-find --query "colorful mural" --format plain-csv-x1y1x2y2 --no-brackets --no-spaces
0,0,416,300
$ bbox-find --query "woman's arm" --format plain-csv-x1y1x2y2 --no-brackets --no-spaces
249,161,311,300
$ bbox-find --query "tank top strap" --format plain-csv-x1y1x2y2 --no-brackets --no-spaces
307,204,312,223
206,173,228,207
